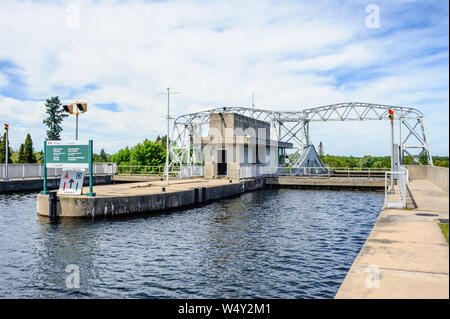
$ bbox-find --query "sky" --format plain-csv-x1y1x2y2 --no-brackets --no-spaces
0,0,448,156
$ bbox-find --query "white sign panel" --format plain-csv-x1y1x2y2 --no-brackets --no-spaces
47,140,89,146
47,163,89,169
58,170,84,195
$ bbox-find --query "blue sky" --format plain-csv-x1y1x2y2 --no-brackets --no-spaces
0,0,448,156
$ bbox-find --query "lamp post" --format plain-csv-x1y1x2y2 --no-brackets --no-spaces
4,123,8,180
158,88,179,185
63,102,87,140
388,109,395,191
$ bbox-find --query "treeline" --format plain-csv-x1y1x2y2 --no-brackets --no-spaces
0,133,42,164
320,154,449,168
94,135,167,166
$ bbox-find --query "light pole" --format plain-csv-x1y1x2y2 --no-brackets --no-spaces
388,109,395,191
63,102,87,140
4,123,8,180
252,91,255,108
158,88,179,185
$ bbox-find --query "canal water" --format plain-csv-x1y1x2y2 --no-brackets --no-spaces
0,189,383,298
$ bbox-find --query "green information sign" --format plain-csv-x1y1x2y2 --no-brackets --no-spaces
45,140,89,168
41,140,95,197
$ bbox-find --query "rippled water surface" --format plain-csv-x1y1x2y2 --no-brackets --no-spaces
0,189,383,298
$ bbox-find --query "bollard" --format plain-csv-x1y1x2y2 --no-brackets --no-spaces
201,187,206,203
194,188,199,206
48,191,57,219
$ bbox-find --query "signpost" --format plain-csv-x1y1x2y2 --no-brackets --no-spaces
41,140,95,196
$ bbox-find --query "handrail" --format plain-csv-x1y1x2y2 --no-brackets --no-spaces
384,166,409,208
235,165,390,180
0,163,117,180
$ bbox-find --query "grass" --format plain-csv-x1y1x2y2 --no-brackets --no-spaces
438,223,449,244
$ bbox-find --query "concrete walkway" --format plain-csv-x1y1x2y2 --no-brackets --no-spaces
78,178,234,197
37,177,265,218
335,179,449,299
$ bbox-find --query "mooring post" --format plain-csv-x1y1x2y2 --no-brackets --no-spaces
194,188,199,206
48,191,57,219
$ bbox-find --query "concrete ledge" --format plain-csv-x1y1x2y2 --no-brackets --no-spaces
265,177,384,191
336,179,449,299
405,165,449,193
0,175,112,193
335,209,449,299
37,178,264,218
427,166,449,193
405,165,428,180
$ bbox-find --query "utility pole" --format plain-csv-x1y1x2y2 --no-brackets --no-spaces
4,123,9,180
158,88,179,185
76,113,79,140
63,102,87,140
252,91,255,109
388,109,395,191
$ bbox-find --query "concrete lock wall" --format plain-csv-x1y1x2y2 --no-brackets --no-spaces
37,178,265,218
405,165,428,180
0,175,112,193
427,166,449,192
405,165,449,192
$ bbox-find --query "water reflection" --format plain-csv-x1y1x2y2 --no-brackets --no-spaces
0,189,384,298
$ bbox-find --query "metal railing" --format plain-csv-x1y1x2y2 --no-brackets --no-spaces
0,163,118,180
384,166,409,208
114,164,389,180
117,165,204,178
118,165,181,176
179,165,204,178
237,165,389,180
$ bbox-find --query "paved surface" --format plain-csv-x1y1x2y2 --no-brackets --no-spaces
66,178,233,198
336,179,449,299
112,175,164,182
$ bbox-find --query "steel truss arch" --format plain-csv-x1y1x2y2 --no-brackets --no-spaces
167,102,432,177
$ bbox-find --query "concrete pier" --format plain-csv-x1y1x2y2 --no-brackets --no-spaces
37,178,264,218
266,176,385,191
335,173,449,298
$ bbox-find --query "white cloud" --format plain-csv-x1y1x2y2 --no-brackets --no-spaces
0,0,448,155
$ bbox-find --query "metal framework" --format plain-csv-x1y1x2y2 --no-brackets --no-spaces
167,102,432,177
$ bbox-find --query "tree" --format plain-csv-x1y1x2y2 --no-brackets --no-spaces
111,146,132,165
358,155,375,168
35,150,44,163
93,149,110,162
23,133,37,163
17,144,26,163
43,96,68,140
318,141,324,157
0,132,12,163
99,148,107,162
156,135,167,149
131,139,165,166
